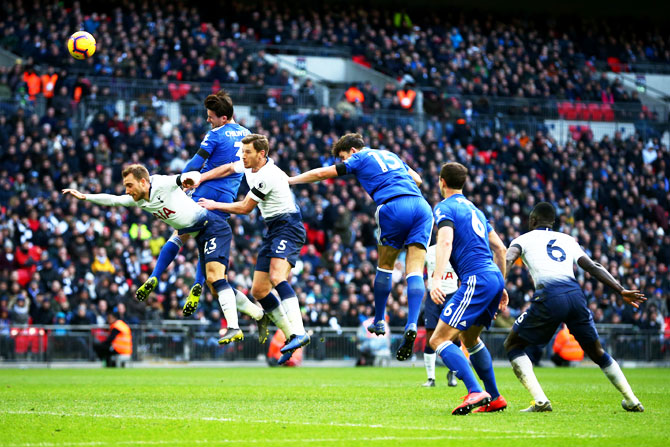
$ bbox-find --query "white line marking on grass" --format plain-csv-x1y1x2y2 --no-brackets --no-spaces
4,434,603,447
3,409,606,440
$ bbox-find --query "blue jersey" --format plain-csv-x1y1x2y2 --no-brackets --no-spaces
343,148,422,205
433,194,496,278
192,122,250,218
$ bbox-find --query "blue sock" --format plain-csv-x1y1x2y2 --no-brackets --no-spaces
373,268,393,323
405,273,424,330
194,258,205,287
258,293,280,312
436,341,482,393
150,238,181,279
275,281,296,300
593,351,613,368
468,341,500,399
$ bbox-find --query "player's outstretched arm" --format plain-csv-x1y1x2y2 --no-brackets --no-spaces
62,189,86,200
288,165,339,185
62,189,135,207
197,195,258,215
577,256,646,308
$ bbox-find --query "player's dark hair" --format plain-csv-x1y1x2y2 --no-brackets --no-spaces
531,202,556,224
121,164,150,181
331,133,365,157
242,134,270,156
440,162,467,189
204,90,233,119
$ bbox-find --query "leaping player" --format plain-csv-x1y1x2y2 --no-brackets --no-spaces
288,133,432,362
62,164,249,345
184,134,310,365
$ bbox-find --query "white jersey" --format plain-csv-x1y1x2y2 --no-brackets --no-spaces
426,245,459,295
234,159,298,219
85,174,207,230
510,228,587,292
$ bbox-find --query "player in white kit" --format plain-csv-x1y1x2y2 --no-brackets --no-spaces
184,134,310,364
422,244,460,387
62,164,257,344
504,202,645,412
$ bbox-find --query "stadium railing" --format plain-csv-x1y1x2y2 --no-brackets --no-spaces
0,324,666,364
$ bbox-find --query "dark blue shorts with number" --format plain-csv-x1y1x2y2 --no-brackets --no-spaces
513,288,599,346
179,210,232,270
256,212,306,272
424,291,456,330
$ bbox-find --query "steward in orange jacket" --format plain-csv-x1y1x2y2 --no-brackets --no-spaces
93,311,133,366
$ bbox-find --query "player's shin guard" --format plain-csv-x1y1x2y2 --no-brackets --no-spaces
258,292,294,338
373,268,393,323
275,281,305,335
234,288,263,320
213,279,239,329
468,341,500,399
405,273,424,330
508,350,548,404
600,355,639,404
436,340,482,393
150,236,182,279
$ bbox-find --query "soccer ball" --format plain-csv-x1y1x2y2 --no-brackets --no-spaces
67,31,96,60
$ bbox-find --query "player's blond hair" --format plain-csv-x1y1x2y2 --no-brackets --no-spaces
121,164,150,181
242,134,270,156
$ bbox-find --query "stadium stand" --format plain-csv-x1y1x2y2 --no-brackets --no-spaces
0,0,668,361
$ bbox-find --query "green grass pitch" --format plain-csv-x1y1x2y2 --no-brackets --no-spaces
0,366,668,446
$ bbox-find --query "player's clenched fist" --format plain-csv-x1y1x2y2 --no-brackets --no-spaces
180,171,202,190
62,189,86,200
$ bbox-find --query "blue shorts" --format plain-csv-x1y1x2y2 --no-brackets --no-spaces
439,269,504,330
256,212,306,272
375,195,432,249
424,291,456,330
191,183,236,220
179,210,232,269
513,289,599,346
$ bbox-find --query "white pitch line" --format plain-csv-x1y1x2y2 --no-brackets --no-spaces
3,433,593,447
2,409,606,440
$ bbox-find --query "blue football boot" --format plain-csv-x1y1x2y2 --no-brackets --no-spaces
280,333,311,353
366,320,386,336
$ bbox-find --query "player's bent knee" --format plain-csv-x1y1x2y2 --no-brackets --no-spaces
268,271,286,286
251,285,272,300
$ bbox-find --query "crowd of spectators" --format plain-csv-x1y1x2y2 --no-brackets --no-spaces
0,89,668,340
1,1,669,111
0,1,669,360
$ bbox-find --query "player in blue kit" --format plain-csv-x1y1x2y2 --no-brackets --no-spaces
134,91,265,335
288,133,432,361
429,162,508,415
504,202,645,412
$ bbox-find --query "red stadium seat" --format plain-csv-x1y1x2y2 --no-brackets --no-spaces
575,102,589,120
564,102,578,120
607,57,622,73
588,103,603,121
601,103,615,121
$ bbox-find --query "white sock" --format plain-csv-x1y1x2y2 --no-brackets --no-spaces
268,302,294,339
511,354,548,404
424,353,436,380
602,360,638,403
217,287,239,329
234,289,263,320
281,296,305,335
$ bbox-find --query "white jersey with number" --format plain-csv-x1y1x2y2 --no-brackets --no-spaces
426,245,459,295
85,174,206,230
509,228,587,292
234,159,298,219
